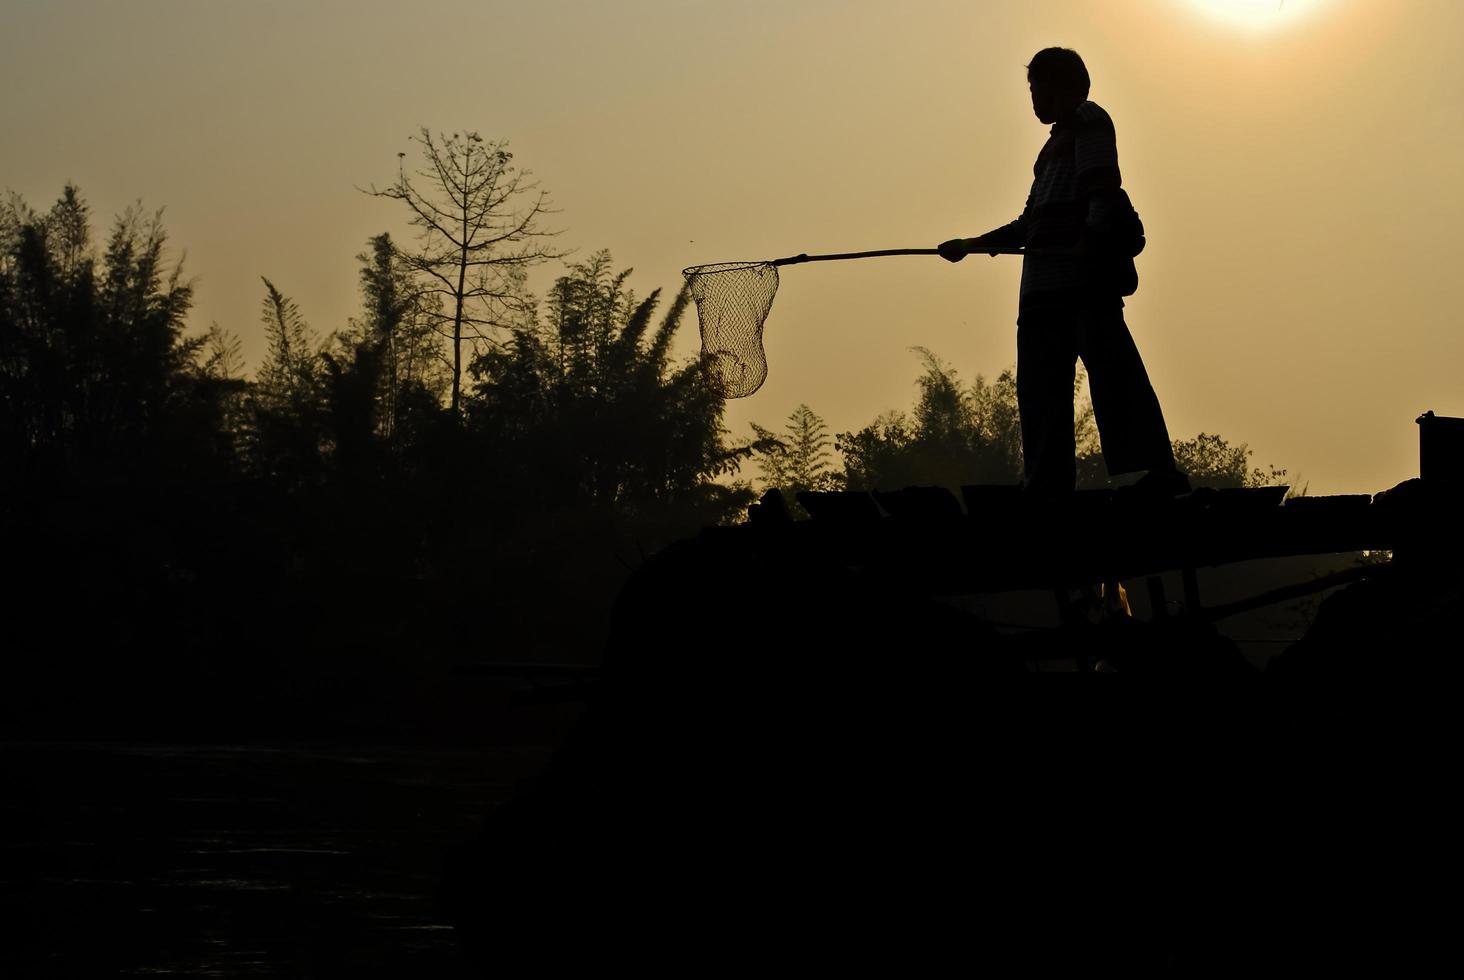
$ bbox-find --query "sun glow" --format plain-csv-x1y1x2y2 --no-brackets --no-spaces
1187,0,1330,30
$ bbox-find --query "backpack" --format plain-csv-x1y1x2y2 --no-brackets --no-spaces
1097,188,1145,297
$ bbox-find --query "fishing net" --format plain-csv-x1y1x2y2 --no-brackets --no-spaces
682,246,998,398
683,261,780,398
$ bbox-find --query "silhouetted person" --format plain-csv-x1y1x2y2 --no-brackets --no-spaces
940,47,1187,496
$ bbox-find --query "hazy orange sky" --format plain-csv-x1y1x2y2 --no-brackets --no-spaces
4,0,1460,494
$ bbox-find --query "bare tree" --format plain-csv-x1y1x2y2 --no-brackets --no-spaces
367,129,564,418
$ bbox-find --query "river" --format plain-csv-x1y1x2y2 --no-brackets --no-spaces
1,741,557,977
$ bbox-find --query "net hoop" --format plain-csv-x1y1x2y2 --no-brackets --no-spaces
681,260,773,277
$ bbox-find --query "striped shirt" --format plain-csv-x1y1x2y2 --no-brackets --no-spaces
984,101,1128,308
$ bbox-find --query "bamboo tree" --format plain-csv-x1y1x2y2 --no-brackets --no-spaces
353,232,443,445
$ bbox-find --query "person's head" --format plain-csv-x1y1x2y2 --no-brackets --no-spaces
1026,47,1089,124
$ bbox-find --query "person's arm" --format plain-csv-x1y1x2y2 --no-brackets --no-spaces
939,195,1032,262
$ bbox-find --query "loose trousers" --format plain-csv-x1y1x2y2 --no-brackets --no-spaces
1017,302,1174,492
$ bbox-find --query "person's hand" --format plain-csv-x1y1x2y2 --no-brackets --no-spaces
938,238,969,263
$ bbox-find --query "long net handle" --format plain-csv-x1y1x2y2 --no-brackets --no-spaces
772,246,1027,266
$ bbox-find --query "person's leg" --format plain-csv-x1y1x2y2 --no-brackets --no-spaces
1017,309,1079,493
1076,305,1176,478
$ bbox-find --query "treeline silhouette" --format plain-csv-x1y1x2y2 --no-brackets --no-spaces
751,348,1286,509
2,179,1284,736
1,183,748,736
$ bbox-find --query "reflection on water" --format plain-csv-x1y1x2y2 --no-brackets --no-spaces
0,741,554,977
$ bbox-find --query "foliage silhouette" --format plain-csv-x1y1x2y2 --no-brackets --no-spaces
470,249,753,525
0,184,233,485
772,349,1284,495
1172,432,1288,490
350,232,446,452
247,277,329,485
834,349,1051,491
751,403,839,512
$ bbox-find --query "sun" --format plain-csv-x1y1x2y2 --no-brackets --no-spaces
1187,0,1329,30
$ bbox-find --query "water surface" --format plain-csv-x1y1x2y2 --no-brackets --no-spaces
1,741,553,977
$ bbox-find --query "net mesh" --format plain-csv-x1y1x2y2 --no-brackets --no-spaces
683,261,780,398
